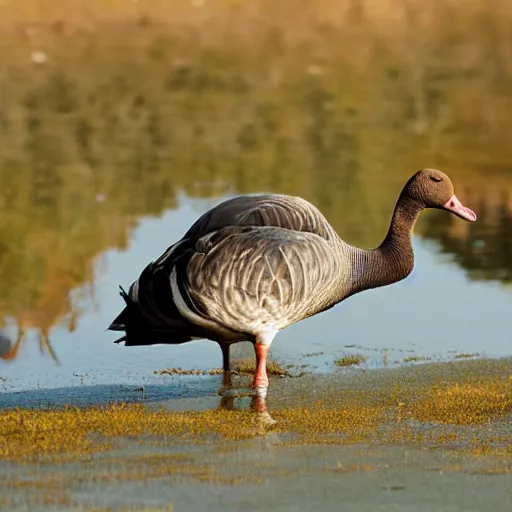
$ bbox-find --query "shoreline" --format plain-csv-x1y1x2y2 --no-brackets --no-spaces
1,354,509,407
1,356,511,510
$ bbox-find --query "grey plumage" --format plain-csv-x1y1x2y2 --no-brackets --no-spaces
110,194,348,345
175,226,349,336
109,169,477,382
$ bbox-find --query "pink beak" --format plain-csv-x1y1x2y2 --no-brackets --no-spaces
443,195,477,222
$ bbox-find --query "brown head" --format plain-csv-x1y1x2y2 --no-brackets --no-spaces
402,169,477,222
353,168,476,293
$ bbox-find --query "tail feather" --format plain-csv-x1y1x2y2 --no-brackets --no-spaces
108,286,142,331
119,285,130,302
122,330,194,347
109,284,201,347
109,240,205,346
109,307,130,331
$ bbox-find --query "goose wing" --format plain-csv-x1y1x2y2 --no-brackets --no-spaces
170,225,347,340
184,194,337,242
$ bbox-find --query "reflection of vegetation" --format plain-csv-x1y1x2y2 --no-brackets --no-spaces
1,329,59,364
1,5,512,360
422,188,512,284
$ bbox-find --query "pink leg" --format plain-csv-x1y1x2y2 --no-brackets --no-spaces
253,343,269,391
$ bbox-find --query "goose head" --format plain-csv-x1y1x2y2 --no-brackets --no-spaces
403,168,477,222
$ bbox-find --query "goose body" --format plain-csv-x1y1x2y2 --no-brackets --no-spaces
109,169,476,392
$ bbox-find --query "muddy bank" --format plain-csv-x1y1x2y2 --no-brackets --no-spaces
0,357,511,511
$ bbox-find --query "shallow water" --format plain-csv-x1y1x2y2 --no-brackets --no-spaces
1,359,512,511
1,21,512,399
2,13,512,512
1,191,511,396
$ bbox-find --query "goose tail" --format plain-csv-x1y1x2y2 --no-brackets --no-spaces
108,284,199,347
108,286,136,331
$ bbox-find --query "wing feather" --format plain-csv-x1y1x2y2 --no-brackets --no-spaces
180,226,347,335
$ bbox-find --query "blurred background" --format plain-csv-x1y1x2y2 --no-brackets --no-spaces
0,0,511,393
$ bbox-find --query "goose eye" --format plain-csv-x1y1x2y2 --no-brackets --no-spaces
430,176,442,183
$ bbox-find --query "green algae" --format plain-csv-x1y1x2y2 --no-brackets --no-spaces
1,359,511,472
2,374,510,463
154,368,224,376
154,360,292,378
0,405,262,462
233,359,292,377
0,361,512,512
454,353,480,359
404,379,512,425
403,355,431,363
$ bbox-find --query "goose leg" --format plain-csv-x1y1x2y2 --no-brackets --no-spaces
253,329,276,394
253,342,270,393
221,371,233,387
218,395,236,411
219,343,233,387
220,343,231,372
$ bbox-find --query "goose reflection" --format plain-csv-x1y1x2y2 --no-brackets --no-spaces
216,376,276,425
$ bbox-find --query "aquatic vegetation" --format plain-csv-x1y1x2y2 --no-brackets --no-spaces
154,368,224,376
274,401,383,444
403,355,431,363
233,359,292,377
453,353,480,359
0,367,511,467
154,360,292,377
0,400,383,461
76,506,174,512
334,354,368,367
0,405,262,461
405,379,512,425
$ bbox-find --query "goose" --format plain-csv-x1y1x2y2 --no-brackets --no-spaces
109,169,476,394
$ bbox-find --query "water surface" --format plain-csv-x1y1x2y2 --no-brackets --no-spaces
1,191,511,396
1,25,512,397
